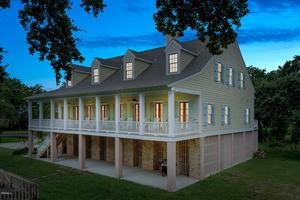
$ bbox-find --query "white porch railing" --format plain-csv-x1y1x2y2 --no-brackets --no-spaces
119,121,139,133
175,121,199,134
53,119,64,129
41,119,51,128
99,121,115,132
144,122,168,135
29,119,39,128
67,120,79,130
82,120,96,131
36,134,50,158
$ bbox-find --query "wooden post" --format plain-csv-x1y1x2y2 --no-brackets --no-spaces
28,131,34,157
139,93,145,135
50,132,57,162
168,90,175,137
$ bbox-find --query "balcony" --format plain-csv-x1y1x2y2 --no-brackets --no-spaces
29,119,199,137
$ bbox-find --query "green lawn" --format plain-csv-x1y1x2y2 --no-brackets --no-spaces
0,145,299,200
0,130,28,143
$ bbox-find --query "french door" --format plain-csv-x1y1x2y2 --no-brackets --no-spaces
154,103,163,122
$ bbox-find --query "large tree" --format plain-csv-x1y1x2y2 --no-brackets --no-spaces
248,56,300,146
0,0,248,84
154,0,249,54
0,0,105,84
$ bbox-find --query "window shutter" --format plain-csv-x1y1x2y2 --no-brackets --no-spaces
214,63,218,81
188,101,193,121
221,105,225,125
248,109,251,124
174,101,179,121
226,67,230,85
203,103,208,127
238,72,241,88
228,107,231,125
163,103,168,122
244,109,247,125
232,68,235,87
212,104,216,126
222,64,226,83
243,74,246,90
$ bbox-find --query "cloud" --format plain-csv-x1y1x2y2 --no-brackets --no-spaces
238,28,300,44
249,0,300,12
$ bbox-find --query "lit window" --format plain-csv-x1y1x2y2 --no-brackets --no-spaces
67,80,72,87
245,108,250,124
93,68,99,83
229,67,233,85
120,104,124,119
133,103,139,121
101,105,109,120
125,62,133,79
169,53,178,73
240,72,244,88
179,102,189,123
207,104,212,125
217,63,222,81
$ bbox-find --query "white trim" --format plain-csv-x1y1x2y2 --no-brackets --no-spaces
172,87,201,95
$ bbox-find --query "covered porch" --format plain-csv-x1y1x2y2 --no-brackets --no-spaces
40,156,198,191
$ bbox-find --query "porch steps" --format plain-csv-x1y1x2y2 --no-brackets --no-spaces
36,134,65,158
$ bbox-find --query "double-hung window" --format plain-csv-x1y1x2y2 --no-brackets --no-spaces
93,68,100,84
169,53,178,73
217,63,222,82
240,72,244,89
207,104,213,125
222,105,230,125
245,108,250,124
125,62,133,79
67,80,72,87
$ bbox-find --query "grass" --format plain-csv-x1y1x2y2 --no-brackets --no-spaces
0,144,299,200
0,130,28,143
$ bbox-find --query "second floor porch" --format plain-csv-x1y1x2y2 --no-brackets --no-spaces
28,89,202,137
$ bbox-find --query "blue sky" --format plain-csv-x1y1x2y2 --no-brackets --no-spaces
0,0,299,90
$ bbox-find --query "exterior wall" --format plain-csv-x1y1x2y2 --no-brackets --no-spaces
71,71,89,86
233,132,245,164
123,139,134,167
220,134,233,170
106,137,115,163
173,43,255,135
204,136,219,177
142,141,154,170
66,134,74,156
188,139,201,178
91,136,100,160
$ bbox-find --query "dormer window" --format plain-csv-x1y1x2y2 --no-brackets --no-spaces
93,68,100,84
169,53,178,73
125,62,133,79
66,80,72,87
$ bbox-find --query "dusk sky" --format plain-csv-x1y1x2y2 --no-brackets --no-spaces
0,0,299,90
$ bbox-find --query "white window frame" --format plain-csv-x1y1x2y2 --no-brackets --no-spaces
229,67,233,85
207,104,213,125
125,62,133,79
217,63,222,82
66,79,72,88
169,53,178,73
93,67,100,84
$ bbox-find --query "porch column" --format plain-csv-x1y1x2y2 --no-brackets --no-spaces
50,132,57,162
78,134,86,169
63,99,68,130
95,96,100,131
28,131,34,157
115,95,120,133
139,93,145,135
115,137,123,178
198,94,203,133
50,100,54,128
168,90,175,137
39,101,43,128
28,101,32,129
79,97,83,130
199,137,205,179
167,141,176,192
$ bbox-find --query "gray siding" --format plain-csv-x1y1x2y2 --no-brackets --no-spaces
173,42,255,134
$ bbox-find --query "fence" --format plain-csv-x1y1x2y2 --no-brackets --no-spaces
0,169,38,200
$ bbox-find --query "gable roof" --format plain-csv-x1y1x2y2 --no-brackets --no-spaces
72,64,90,74
27,39,213,100
95,57,121,69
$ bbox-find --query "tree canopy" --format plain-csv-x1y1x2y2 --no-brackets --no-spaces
248,56,300,147
0,67,44,129
154,0,248,54
0,0,248,85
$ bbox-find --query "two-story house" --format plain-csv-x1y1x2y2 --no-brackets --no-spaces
26,38,258,192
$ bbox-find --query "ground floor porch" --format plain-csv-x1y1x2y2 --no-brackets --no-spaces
40,156,198,191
